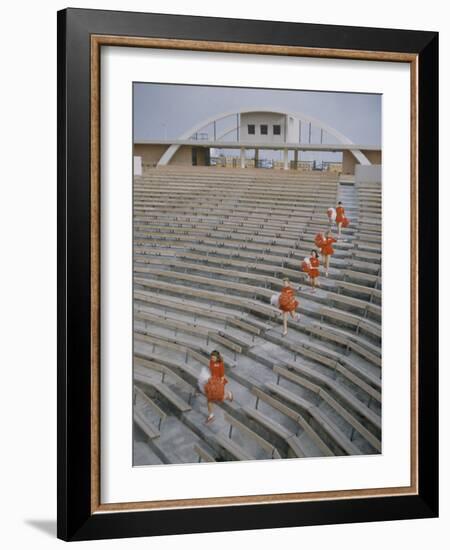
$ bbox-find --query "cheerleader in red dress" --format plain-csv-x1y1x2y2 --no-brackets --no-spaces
335,201,348,236
204,350,233,424
278,278,299,336
308,249,320,291
327,207,336,227
318,230,337,277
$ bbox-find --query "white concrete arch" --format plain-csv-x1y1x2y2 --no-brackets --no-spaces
217,125,238,141
157,107,371,166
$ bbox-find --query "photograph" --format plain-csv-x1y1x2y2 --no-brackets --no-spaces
0,0,443,547
54,6,439,540
132,83,383,466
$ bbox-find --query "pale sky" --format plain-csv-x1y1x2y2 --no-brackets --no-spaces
133,83,381,146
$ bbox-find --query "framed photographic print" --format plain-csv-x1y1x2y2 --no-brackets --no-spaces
57,8,439,542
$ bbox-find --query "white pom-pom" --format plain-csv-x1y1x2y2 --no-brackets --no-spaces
270,293,280,307
197,367,210,394
327,207,336,221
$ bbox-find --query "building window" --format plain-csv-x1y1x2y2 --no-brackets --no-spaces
248,124,255,135
273,124,281,135
260,124,268,135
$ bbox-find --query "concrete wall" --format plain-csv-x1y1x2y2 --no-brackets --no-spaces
133,156,142,176
240,112,294,144
342,150,357,175
172,146,194,165
134,144,168,167
365,150,382,165
189,147,209,166
133,144,210,167
342,150,382,175
355,164,382,184
286,115,301,142
135,142,380,172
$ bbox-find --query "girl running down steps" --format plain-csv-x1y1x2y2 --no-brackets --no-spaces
335,201,349,236
315,230,337,277
302,249,320,291
202,350,233,425
278,278,299,336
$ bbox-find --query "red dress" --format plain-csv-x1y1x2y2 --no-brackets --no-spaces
309,256,320,279
336,206,345,224
279,286,299,313
320,236,337,256
204,358,227,402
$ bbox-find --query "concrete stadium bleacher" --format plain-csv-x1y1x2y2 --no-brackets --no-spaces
132,166,382,464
